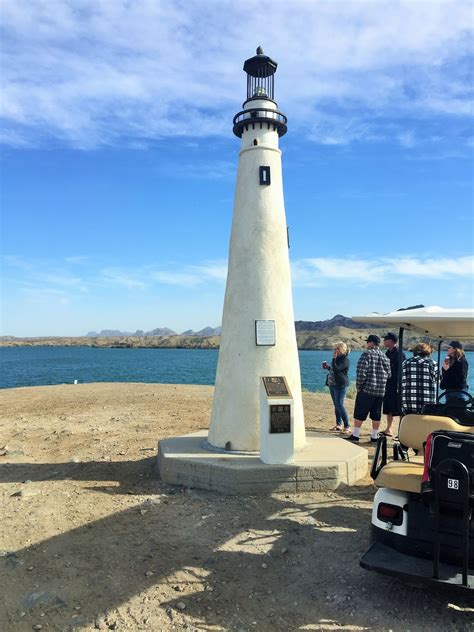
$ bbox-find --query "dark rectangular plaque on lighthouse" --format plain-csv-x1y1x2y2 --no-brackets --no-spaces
262,376,289,397
269,404,291,433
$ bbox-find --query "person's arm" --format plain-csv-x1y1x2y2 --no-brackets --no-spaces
332,356,349,375
401,363,408,407
462,358,468,385
356,354,368,391
332,356,349,386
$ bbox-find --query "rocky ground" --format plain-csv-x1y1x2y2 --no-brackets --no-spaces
1,383,473,631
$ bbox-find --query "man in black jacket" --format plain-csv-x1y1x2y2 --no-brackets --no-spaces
381,332,406,437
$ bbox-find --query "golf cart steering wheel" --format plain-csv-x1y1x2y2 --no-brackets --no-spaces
437,390,474,405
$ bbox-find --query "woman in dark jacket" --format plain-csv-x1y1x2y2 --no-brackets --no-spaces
323,342,351,433
441,340,469,402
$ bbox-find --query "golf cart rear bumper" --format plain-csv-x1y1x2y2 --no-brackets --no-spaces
360,542,474,590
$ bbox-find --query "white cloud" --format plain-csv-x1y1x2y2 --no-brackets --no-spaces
4,254,473,301
100,268,147,290
1,0,472,148
292,255,474,286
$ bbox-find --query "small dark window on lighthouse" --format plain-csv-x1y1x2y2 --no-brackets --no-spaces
259,166,271,185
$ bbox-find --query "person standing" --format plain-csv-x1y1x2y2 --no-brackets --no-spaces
346,334,391,443
401,343,438,413
440,341,469,402
381,332,406,437
323,342,351,434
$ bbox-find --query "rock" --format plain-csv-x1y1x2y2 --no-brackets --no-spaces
6,552,24,568
70,457,81,463
261,562,268,569
145,571,154,577
94,616,107,629
33,625,43,630
176,602,186,611
22,592,66,611
144,497,162,506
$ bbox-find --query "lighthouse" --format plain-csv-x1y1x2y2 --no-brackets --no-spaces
158,48,366,493
207,47,306,453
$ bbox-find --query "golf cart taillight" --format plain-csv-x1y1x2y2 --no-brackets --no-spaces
377,503,403,526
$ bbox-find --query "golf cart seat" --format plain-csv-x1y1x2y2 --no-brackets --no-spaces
375,414,474,494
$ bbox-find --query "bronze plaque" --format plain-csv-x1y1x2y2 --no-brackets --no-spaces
270,404,291,434
262,376,289,397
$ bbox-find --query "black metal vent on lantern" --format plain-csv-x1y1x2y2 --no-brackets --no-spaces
233,46,288,138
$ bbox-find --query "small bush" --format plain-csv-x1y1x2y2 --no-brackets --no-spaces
346,381,357,400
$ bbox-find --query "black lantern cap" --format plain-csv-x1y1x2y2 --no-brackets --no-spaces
243,46,278,78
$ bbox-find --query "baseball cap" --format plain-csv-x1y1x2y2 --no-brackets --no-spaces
448,340,463,350
366,334,381,345
383,332,398,343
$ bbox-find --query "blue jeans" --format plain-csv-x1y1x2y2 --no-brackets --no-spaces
329,385,350,429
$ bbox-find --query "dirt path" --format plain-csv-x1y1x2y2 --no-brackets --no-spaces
1,383,472,631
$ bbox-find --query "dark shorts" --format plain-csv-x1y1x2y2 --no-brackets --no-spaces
354,391,384,422
383,386,400,416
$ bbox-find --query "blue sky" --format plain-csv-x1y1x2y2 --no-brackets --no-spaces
1,0,473,336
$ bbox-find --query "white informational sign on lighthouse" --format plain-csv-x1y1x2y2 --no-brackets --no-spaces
208,47,306,454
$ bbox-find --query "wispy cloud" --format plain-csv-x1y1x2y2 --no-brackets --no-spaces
5,254,473,300
99,268,147,290
292,255,474,286
1,0,472,149
100,260,228,289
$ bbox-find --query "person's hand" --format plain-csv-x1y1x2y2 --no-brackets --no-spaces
442,357,450,369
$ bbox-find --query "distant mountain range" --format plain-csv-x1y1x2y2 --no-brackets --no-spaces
9,309,468,350
86,326,222,337
294,314,375,331
86,315,371,337
85,315,373,337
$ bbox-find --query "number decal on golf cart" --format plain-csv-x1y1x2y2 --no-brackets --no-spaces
447,478,459,490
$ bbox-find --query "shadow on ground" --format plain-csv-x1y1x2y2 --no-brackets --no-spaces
1,459,473,631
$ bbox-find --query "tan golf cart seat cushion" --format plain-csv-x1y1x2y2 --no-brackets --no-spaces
375,414,474,493
376,461,425,493
399,414,474,452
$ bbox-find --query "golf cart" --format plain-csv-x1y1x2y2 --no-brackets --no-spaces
353,306,474,590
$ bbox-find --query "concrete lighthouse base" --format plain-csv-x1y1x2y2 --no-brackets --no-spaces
157,431,367,495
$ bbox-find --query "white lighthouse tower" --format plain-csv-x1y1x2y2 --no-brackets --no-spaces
207,47,306,453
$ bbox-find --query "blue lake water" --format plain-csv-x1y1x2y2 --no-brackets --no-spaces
0,346,473,392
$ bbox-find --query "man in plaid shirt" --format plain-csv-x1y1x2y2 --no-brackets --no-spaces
401,342,438,413
346,334,391,443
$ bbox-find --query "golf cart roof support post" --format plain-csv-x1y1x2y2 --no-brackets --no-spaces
436,339,443,403
398,326,404,416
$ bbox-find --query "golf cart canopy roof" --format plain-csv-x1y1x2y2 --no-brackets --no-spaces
352,306,474,340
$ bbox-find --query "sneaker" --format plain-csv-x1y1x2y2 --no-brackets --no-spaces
345,435,359,442
370,437,379,443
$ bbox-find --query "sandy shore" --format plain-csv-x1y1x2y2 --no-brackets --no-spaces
1,383,473,631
